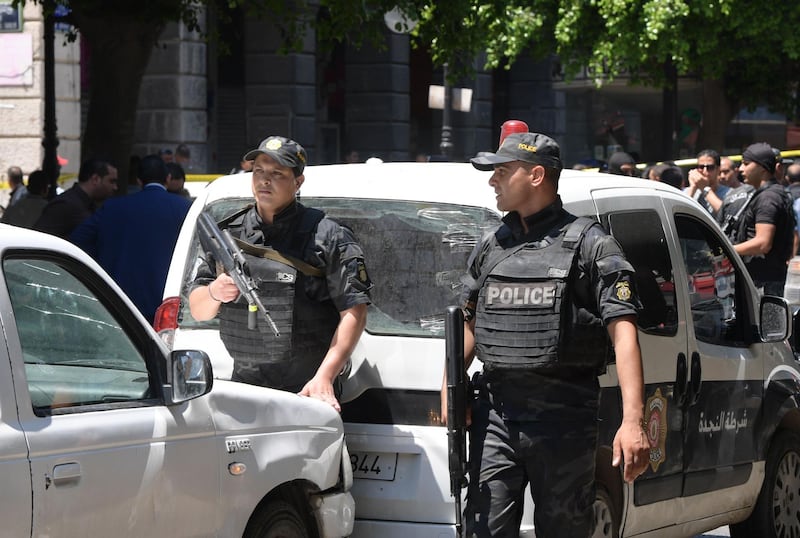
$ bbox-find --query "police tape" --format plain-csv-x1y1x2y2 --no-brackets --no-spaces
186,174,224,182
0,172,224,189
581,148,800,173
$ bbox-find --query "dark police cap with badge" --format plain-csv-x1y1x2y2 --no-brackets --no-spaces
244,136,308,176
471,132,563,171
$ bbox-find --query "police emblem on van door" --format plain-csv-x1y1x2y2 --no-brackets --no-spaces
276,272,295,283
485,281,556,308
646,388,667,472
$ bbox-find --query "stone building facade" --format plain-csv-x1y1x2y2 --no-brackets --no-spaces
0,3,81,184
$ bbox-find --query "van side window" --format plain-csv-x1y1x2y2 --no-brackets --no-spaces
607,211,678,336
675,216,743,345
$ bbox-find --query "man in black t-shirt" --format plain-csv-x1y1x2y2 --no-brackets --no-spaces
734,142,795,295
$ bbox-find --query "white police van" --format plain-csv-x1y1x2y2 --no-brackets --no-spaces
0,224,354,537
158,163,800,538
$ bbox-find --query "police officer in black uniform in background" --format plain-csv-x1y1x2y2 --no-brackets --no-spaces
733,142,796,296
189,135,372,412
443,132,650,537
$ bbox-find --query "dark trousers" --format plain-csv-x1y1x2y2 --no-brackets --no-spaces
463,392,598,538
753,279,785,297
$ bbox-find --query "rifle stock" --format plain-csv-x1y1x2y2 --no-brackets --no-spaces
196,211,280,337
445,305,467,534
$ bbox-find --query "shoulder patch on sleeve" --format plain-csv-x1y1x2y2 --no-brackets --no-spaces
615,281,632,302
356,259,370,284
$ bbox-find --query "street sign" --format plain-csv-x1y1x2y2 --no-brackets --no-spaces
428,86,473,113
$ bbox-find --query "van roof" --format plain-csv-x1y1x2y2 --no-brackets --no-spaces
199,162,677,210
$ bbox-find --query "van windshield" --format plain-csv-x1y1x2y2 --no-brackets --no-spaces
179,197,501,338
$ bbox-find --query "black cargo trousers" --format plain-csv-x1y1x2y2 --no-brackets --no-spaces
463,374,599,538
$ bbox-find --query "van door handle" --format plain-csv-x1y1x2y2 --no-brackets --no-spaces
689,352,702,406
51,462,81,486
675,352,688,407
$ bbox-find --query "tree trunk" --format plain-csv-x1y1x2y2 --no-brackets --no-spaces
75,13,164,194
697,78,735,152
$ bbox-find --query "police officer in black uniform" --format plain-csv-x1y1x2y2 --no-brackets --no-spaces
445,132,650,537
189,135,372,412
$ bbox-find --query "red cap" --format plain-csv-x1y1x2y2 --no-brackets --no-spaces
499,120,529,146
57,155,69,166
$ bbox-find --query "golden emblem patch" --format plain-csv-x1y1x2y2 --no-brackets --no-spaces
357,260,370,284
615,281,632,301
646,388,668,473
265,138,282,150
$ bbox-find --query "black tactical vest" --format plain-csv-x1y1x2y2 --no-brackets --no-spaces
217,206,340,392
474,216,609,374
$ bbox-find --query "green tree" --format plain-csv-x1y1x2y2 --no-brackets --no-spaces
401,0,800,152
17,0,800,181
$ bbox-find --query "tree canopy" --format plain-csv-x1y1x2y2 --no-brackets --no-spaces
16,0,800,179
280,0,800,149
385,1,799,150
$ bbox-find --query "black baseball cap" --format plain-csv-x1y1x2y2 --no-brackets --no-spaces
243,136,308,175
471,132,562,171
742,142,776,173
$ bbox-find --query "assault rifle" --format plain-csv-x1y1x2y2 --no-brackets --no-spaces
721,191,755,240
196,211,280,337
445,305,468,535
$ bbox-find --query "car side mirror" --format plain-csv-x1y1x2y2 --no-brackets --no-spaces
759,295,791,343
165,349,213,404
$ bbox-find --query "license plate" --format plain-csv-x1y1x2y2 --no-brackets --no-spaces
349,451,398,481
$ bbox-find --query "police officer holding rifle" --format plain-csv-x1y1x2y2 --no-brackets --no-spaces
442,131,650,536
189,135,372,411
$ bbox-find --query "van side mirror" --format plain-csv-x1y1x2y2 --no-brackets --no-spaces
759,295,791,343
164,350,213,404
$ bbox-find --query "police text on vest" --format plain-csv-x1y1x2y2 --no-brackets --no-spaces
485,282,556,308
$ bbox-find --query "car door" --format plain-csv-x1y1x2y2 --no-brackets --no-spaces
0,317,32,537
595,188,763,531
669,208,762,510
2,252,219,537
589,188,688,534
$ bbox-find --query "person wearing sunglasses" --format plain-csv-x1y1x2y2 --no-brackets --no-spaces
684,149,728,219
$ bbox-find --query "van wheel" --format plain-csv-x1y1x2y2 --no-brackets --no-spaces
592,484,620,538
730,430,800,538
244,499,312,538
